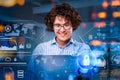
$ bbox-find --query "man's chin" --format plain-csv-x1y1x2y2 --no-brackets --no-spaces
59,38,70,42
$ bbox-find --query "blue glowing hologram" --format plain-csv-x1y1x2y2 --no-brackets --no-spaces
77,50,97,74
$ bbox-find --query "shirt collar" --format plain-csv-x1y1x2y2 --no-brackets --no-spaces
50,37,76,46
51,37,56,44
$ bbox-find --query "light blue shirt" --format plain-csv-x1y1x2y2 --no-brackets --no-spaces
33,38,91,56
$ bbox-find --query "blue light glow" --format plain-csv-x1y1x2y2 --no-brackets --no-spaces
77,51,97,74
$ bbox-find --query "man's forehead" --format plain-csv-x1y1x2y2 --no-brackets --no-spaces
55,15,70,23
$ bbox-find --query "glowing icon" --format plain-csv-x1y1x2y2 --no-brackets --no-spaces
77,53,96,73
5,57,11,62
78,54,91,67
26,43,31,48
83,55,90,66
5,25,12,32
19,44,25,49
14,58,17,61
17,70,24,78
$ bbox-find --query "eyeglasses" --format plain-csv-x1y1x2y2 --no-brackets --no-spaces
53,23,72,30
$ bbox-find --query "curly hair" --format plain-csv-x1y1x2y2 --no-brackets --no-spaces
44,3,82,31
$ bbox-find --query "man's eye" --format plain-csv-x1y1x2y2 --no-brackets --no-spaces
64,24,69,27
55,24,60,27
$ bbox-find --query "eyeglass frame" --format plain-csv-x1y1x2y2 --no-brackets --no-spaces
53,23,72,30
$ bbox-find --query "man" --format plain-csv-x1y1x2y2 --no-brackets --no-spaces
33,3,90,56
26,3,96,80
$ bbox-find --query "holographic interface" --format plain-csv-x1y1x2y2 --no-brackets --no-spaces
0,0,120,80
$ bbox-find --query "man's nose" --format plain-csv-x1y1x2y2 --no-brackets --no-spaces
59,26,65,32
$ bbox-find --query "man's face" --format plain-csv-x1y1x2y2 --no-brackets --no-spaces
53,16,73,42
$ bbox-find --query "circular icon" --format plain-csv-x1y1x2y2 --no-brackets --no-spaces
26,43,31,48
5,25,12,32
111,55,120,65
